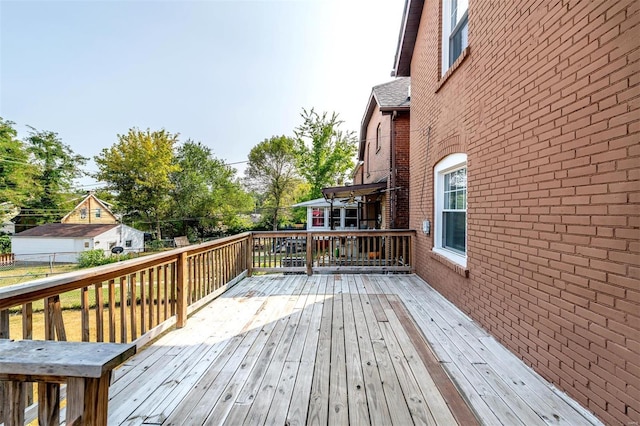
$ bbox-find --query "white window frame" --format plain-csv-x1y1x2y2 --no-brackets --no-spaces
441,0,469,76
95,208,101,218
433,153,467,267
309,207,329,229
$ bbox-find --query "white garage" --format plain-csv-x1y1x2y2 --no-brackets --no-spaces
11,223,145,263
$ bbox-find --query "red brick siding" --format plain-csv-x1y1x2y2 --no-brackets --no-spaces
408,0,639,424
394,113,411,228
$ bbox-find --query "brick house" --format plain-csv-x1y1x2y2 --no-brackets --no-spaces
393,0,638,424
349,77,411,229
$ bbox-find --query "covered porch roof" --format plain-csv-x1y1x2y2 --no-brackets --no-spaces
322,181,387,202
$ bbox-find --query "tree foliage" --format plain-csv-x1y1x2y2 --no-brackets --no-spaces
94,128,180,239
294,108,358,200
169,141,253,238
245,136,300,230
0,118,35,206
14,127,87,230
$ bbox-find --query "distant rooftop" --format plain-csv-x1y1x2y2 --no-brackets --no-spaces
15,223,118,238
372,76,411,109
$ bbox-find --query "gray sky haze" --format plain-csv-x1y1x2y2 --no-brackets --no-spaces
1,0,405,186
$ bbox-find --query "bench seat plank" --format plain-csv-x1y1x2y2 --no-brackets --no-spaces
0,340,136,379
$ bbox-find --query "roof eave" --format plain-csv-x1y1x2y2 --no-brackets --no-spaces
392,0,425,77
379,105,410,113
359,92,380,160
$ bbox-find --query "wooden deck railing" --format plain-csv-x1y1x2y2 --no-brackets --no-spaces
0,229,413,423
0,253,14,267
252,230,414,274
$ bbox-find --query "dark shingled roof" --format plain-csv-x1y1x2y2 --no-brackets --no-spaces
372,77,411,109
15,223,118,238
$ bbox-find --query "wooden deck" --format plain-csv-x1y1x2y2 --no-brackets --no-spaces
108,274,601,425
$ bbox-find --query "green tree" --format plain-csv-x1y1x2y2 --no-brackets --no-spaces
294,108,358,199
15,127,87,229
170,141,252,238
0,118,35,206
95,128,179,239
245,136,300,231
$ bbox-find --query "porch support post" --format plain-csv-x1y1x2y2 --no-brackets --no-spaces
306,232,313,276
246,233,253,277
176,252,189,328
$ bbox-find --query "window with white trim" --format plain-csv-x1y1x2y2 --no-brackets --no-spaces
433,153,467,267
80,208,87,219
95,208,101,218
311,207,326,228
441,0,468,75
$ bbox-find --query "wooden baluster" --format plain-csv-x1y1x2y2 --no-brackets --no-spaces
119,277,127,343
148,267,154,330
163,265,169,320
22,303,34,406
140,270,146,335
155,267,161,326
95,283,104,342
130,274,137,340
108,279,116,342
404,236,408,267
0,308,8,339
42,297,61,425
48,296,66,342
195,254,201,301
81,287,90,342
170,263,176,317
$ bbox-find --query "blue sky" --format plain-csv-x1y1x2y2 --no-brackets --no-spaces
1,0,405,187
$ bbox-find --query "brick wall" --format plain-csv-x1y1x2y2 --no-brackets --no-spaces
408,0,639,424
393,113,411,229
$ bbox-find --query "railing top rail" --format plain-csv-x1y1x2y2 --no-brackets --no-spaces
0,232,251,310
252,229,416,236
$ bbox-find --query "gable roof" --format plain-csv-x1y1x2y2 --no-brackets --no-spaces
14,223,118,238
372,77,411,109
392,0,425,77
61,193,115,223
360,77,411,159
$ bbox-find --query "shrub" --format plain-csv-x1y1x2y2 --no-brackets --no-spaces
77,249,120,268
0,234,10,254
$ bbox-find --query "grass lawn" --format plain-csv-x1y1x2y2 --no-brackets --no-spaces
1,264,174,343
0,264,79,287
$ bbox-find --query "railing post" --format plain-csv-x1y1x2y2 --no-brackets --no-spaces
247,233,253,277
306,232,313,276
176,252,189,328
0,310,7,425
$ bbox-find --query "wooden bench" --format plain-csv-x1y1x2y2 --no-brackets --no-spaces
0,339,136,426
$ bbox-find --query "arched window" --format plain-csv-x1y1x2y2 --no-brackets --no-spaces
433,153,467,267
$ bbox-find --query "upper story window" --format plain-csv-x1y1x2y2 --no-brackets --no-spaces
80,208,87,219
433,153,467,267
376,123,382,152
95,208,101,218
441,0,468,76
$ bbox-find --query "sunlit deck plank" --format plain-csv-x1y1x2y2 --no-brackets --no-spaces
350,291,393,426
105,273,601,426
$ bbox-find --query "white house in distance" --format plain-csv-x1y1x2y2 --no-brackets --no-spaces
292,198,359,230
11,223,145,263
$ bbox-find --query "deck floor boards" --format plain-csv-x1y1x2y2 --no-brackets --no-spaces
108,274,602,425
